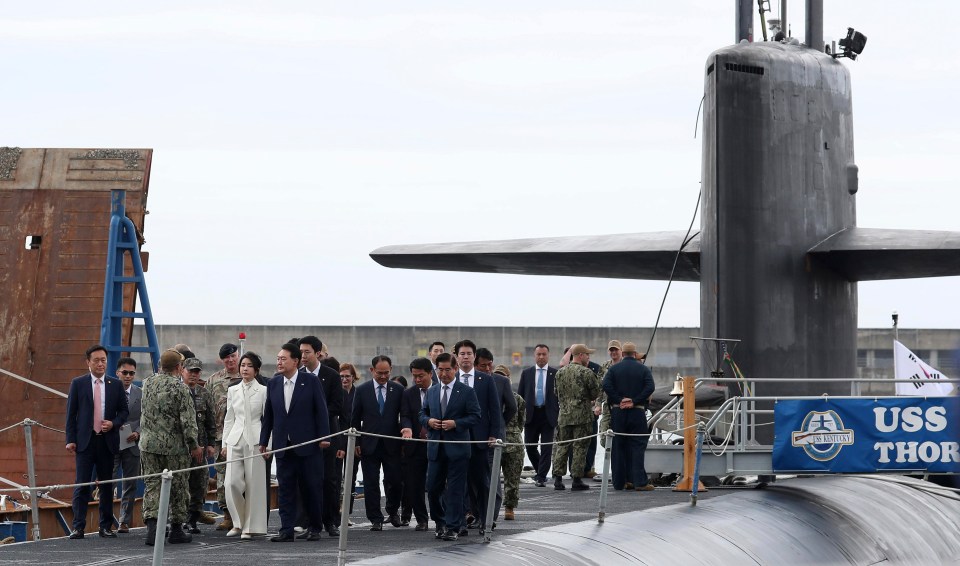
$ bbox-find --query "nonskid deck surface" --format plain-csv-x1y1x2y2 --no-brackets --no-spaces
0,480,733,565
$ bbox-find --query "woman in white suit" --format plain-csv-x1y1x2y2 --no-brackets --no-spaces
221,351,268,539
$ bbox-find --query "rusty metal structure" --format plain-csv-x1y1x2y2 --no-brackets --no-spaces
0,147,152,491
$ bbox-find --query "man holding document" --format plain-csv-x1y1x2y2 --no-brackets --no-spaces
114,357,142,533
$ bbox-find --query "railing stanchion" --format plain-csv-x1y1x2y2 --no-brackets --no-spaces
151,469,172,565
338,430,359,566
598,430,614,523
483,439,503,543
22,419,41,541
691,423,706,507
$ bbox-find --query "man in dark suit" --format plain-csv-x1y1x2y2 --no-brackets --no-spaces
602,342,656,491
297,336,344,536
428,341,445,386
399,357,433,531
65,344,129,539
351,355,405,531
473,348,517,523
420,353,481,541
259,343,330,542
518,344,559,487
453,340,502,534
112,357,141,534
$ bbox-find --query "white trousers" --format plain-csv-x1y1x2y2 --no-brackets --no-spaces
225,441,268,535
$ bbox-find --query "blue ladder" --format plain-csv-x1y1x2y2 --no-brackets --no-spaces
99,190,161,375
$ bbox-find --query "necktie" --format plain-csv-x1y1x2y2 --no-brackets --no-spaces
377,385,385,415
284,379,294,412
441,385,449,417
419,389,428,439
93,379,103,433
536,368,545,406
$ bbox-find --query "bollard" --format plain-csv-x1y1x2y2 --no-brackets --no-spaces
152,469,173,565
483,439,503,543
598,430,614,523
338,430,359,566
22,419,41,541
691,423,706,507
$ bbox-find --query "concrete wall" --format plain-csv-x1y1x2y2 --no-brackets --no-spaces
130,326,960,395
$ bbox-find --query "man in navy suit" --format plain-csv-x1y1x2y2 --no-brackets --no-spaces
473,348,517,523
351,355,405,530
518,344,559,487
453,339,502,534
297,336,344,537
259,343,330,542
420,353,480,541
65,344,129,539
399,357,434,531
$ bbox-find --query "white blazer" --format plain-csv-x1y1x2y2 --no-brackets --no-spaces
222,379,267,448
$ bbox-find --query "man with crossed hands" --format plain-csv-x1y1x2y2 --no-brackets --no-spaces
420,353,481,541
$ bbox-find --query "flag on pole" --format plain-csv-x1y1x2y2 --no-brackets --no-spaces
894,340,954,396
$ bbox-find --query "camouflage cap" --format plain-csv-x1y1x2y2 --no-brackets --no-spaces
160,349,185,371
569,344,596,356
183,357,203,371
493,364,511,377
608,340,622,351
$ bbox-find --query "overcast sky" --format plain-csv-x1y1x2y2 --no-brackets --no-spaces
5,1,958,332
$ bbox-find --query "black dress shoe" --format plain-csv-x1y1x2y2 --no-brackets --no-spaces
325,524,340,537
68,529,84,539
271,532,296,542
415,522,429,532
295,529,311,540
400,518,410,527
441,529,459,541
306,530,321,541
370,522,383,531
388,514,402,528
99,528,117,538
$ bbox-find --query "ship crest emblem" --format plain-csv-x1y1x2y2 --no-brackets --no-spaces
791,410,855,461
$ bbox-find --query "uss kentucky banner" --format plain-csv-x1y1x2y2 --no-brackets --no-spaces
774,398,960,473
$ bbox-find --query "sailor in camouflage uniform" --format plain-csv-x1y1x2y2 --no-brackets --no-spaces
181,357,217,533
140,349,202,545
205,343,241,529
551,344,601,491
493,365,525,520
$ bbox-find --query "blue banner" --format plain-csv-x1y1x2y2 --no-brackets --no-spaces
773,398,960,473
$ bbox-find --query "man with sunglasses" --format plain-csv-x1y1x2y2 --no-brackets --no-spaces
113,357,141,534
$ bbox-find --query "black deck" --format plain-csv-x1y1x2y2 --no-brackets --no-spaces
0,481,738,565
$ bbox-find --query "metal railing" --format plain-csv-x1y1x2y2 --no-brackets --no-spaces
0,418,701,565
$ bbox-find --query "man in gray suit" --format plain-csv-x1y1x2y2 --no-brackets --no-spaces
113,357,142,533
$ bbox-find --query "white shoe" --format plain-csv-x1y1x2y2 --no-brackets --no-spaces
226,527,242,537
240,533,252,540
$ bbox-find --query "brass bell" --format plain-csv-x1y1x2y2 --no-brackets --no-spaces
669,374,684,396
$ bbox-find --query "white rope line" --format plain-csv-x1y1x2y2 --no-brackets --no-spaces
0,422,23,434
0,430,347,495
0,420,706,496
0,419,67,435
0,367,68,398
